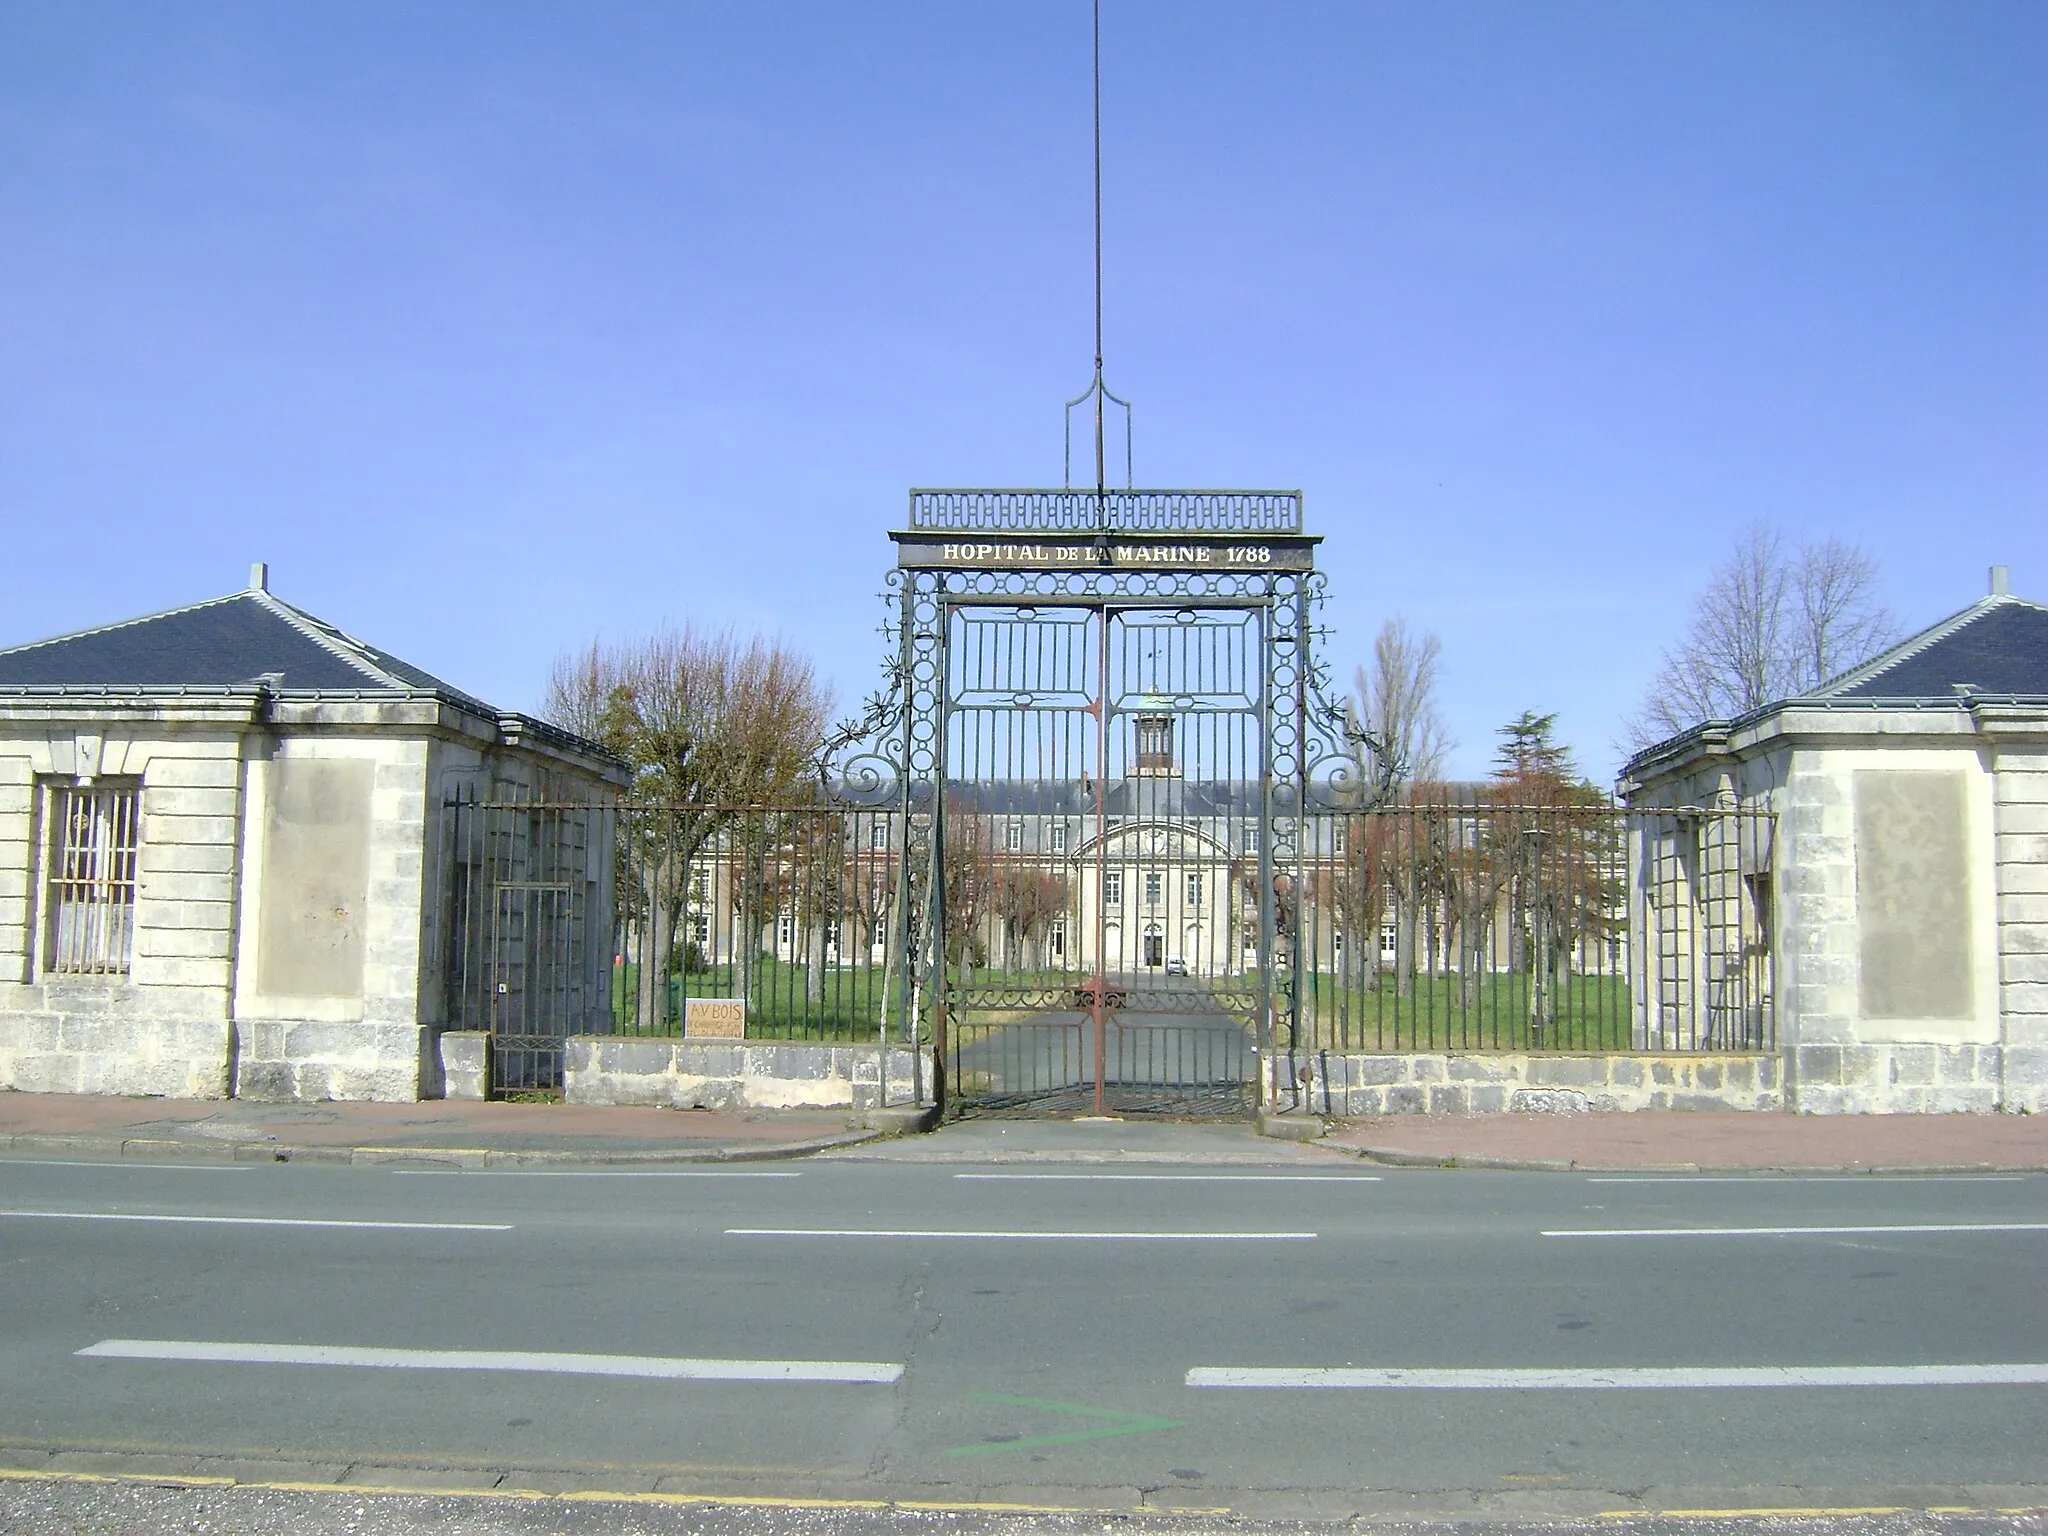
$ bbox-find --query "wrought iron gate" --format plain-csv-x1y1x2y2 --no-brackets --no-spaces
441,795,610,1094
872,489,1381,1119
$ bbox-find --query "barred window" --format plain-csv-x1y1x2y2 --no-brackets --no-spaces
45,783,140,975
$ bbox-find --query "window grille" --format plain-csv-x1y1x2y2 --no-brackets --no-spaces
46,783,140,975
1003,821,1023,852
1049,824,1069,855
1103,869,1123,905
1184,872,1203,905
870,824,888,851
1143,871,1162,906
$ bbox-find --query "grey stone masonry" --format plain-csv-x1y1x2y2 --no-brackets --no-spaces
564,1036,925,1113
437,1031,489,1100
1994,749,2048,1112
1272,1052,1783,1116
1789,1042,2009,1115
0,980,232,1098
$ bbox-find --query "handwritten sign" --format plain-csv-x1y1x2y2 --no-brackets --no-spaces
684,998,746,1038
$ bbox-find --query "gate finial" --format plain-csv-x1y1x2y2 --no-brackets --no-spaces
1063,0,1132,511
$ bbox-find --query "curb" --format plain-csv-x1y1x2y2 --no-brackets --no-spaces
0,1127,885,1168
1348,1145,2048,1174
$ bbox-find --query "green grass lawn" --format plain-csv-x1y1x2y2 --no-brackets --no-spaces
1287,971,1636,1052
612,957,912,1042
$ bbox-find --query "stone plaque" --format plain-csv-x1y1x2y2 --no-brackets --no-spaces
685,997,746,1038
1854,769,1973,1020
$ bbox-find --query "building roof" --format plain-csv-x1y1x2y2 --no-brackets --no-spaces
1622,588,2048,786
0,587,499,706
0,581,618,767
1803,593,2048,703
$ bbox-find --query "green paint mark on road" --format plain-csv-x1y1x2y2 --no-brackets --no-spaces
944,1393,1187,1459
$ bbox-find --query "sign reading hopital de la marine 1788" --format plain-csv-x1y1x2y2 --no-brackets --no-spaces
891,531,1319,573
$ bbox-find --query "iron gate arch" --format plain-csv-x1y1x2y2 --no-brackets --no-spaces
851,489,1389,1119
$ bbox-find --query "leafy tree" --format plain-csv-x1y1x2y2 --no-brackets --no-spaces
1484,712,1615,1034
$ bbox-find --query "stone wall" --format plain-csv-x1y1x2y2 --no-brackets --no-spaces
0,722,248,1097
0,981,231,1097
1992,742,2048,1111
1270,1051,1782,1116
564,1036,924,1112
230,735,435,1102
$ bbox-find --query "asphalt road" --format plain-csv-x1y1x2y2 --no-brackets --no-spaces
2,1150,2045,1522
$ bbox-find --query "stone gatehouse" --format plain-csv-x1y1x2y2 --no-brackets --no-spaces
1622,572,2048,1113
0,567,624,1101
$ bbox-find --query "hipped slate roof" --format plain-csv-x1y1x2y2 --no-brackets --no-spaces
1801,593,2048,703
0,587,491,709
0,583,617,766
1623,589,2048,782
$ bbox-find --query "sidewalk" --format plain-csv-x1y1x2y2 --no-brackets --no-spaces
4,1090,2046,1171
1323,1109,2048,1172
0,1092,884,1166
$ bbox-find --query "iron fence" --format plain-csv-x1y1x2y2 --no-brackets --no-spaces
1282,798,1774,1055
438,797,918,1096
437,792,1775,1101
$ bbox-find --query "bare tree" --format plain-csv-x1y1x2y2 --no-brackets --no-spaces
544,627,833,1021
1631,524,1896,748
1351,619,1452,996
1352,619,1451,787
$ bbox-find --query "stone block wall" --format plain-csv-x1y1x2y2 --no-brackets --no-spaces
1787,1043,2007,1115
0,981,232,1097
1994,747,2048,1112
0,730,246,1097
1272,1051,1783,1116
564,1036,924,1112
230,736,435,1102
234,1019,440,1103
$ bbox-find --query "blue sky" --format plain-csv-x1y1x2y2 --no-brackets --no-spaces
3,1,2042,782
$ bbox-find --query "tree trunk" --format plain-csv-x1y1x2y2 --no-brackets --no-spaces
805,921,825,1004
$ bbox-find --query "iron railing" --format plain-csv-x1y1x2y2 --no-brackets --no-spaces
437,793,1775,1099
1283,798,1774,1054
438,797,917,1096
908,488,1303,534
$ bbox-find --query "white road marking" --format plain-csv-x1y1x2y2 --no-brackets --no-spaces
1187,1364,2048,1390
0,1209,509,1232
393,1169,802,1179
77,1339,900,1383
1543,1223,2048,1238
726,1228,1317,1241
1584,1175,2029,1184
954,1173,1379,1183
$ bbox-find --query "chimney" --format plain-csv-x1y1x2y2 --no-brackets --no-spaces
249,561,269,592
